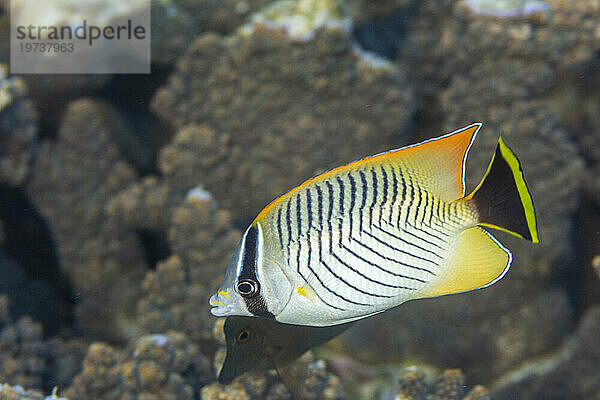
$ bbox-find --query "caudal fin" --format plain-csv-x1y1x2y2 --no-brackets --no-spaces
466,137,539,243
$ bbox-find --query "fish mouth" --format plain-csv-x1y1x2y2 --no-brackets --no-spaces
209,290,238,317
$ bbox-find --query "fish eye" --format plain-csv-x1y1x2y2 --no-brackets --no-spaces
236,278,259,298
236,329,251,343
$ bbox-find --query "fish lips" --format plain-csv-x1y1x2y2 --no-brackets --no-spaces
209,290,247,317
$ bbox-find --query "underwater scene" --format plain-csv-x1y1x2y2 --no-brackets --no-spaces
1,0,599,399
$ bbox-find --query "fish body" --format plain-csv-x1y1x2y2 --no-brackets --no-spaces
218,316,351,384
210,123,539,326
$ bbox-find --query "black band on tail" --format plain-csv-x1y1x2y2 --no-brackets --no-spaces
468,138,539,243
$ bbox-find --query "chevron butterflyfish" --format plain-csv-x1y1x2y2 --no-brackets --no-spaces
210,123,539,326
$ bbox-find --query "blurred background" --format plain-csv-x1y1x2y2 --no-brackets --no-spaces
0,0,599,399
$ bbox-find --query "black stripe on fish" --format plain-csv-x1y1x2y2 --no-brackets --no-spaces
330,252,402,294
296,193,303,237
380,166,388,226
369,168,378,227
297,234,302,273
350,235,433,277
307,188,313,229
389,166,398,224
337,176,345,215
277,207,284,249
426,192,434,227
286,199,292,253
326,181,334,254
404,221,446,250
403,178,413,229
413,187,423,225
349,173,356,238
397,168,407,229
373,224,442,260
317,259,373,307
240,226,258,279
316,184,324,227
359,170,368,234
244,296,275,319
422,218,451,238
316,184,324,260
239,226,275,319
362,229,437,272
340,242,425,283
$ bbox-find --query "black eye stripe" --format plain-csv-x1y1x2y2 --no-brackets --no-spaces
240,226,259,279
237,225,275,319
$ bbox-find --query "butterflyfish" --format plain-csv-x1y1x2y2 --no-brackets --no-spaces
210,123,539,326
218,316,351,388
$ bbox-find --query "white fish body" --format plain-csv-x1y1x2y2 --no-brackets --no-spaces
210,123,539,326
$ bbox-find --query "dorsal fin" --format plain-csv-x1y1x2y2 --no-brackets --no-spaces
254,123,480,222
379,123,481,201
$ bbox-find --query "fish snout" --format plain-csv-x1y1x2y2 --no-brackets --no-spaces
210,290,247,317
209,290,231,316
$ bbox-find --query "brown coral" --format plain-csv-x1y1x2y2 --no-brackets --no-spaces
395,367,490,400
167,187,241,287
136,189,241,343
65,330,212,400
26,98,146,341
0,383,50,400
0,64,38,186
151,22,413,221
137,254,218,344
201,354,344,400
340,284,572,384
0,296,48,391
492,305,600,399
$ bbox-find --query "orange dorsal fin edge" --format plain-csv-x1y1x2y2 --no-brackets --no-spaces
254,123,481,223
383,123,481,201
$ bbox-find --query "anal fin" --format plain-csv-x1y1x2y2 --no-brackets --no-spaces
419,227,511,298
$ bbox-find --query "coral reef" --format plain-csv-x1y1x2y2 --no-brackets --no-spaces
0,64,38,186
45,337,88,391
151,1,413,220
0,383,54,400
340,284,572,384
0,296,48,391
151,0,275,64
137,254,218,343
491,305,600,399
65,330,212,400
0,247,63,339
167,187,241,286
134,187,240,343
202,353,344,400
241,0,352,40
403,0,589,281
1,0,599,399
26,98,146,341
345,0,416,24
395,367,490,400
106,126,244,236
